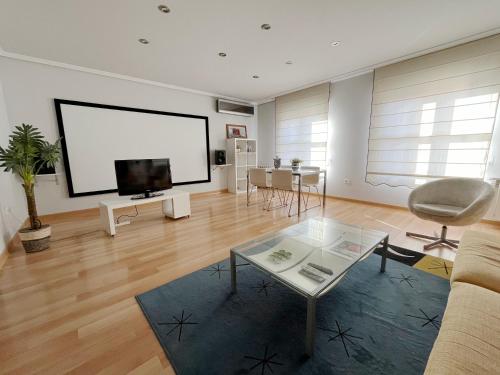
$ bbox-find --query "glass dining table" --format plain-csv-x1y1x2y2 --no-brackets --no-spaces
246,167,327,216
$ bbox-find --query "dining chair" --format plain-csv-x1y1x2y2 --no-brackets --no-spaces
300,166,322,209
248,168,271,207
270,169,299,216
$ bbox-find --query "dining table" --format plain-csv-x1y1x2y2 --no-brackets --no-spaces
246,167,327,216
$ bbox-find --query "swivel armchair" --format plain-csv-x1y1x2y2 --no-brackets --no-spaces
406,178,495,250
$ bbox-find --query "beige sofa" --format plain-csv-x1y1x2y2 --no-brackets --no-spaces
424,230,500,375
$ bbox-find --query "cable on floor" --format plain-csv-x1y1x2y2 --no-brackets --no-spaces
116,205,139,224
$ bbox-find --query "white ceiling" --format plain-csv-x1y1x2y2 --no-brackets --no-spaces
1,0,500,102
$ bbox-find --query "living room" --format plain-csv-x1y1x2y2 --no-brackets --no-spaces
0,1,499,374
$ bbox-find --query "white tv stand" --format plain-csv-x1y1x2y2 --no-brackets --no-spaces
99,189,191,236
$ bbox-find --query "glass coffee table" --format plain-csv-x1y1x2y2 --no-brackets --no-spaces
230,217,389,356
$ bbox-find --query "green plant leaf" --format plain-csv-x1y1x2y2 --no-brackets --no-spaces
0,124,62,229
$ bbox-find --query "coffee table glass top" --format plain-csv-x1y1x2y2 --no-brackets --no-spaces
231,217,388,297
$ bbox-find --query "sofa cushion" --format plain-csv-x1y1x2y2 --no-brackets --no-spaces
424,282,500,375
451,230,500,293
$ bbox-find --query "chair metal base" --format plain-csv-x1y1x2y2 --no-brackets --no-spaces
247,186,272,208
304,185,322,211
406,225,459,250
261,186,320,216
264,188,292,211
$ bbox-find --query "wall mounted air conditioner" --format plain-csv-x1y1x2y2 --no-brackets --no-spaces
217,99,254,117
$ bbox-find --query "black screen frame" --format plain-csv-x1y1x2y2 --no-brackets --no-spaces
54,99,211,198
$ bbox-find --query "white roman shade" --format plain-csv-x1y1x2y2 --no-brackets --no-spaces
366,34,500,187
275,83,330,168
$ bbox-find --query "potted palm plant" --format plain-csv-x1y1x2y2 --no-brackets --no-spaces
0,124,61,253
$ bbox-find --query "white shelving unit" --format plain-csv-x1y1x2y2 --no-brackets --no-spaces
226,138,257,194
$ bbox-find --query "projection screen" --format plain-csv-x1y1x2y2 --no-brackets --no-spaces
54,99,210,197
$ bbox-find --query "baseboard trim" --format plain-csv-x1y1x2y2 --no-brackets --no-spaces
35,189,500,227
0,216,28,270
38,189,230,221
39,207,100,221
0,249,9,269
191,189,228,198
326,194,407,211
480,219,500,226
328,195,500,224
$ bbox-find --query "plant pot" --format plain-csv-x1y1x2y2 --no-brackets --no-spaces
18,224,51,253
291,163,301,171
273,157,281,169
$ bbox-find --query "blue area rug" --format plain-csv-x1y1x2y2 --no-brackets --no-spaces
136,254,450,374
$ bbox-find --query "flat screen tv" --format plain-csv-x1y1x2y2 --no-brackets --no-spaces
114,158,172,199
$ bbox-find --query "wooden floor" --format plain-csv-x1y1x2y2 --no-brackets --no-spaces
1,192,499,374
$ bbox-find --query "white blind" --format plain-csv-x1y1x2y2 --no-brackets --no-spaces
275,83,330,168
367,34,500,188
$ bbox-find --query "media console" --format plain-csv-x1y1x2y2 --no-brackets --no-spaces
99,189,191,236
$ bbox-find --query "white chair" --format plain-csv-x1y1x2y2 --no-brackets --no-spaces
268,169,291,213
406,177,495,250
300,166,322,210
248,168,271,207
270,169,302,216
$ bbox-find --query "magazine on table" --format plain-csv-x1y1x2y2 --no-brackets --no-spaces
247,237,317,273
325,240,366,260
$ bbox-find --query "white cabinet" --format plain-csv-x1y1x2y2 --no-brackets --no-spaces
226,138,257,194
162,192,191,219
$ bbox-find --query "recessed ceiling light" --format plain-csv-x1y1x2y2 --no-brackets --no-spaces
285,60,293,65
138,38,150,44
158,4,170,13
261,24,271,30
330,41,341,47
218,52,227,57
252,75,260,79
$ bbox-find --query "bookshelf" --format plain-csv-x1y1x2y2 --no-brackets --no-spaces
226,138,257,194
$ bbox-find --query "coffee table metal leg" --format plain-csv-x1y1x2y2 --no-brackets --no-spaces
305,297,316,356
230,251,237,293
380,235,389,273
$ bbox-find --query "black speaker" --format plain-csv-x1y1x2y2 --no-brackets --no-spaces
215,150,226,165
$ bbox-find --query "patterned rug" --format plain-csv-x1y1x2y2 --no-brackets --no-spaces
375,244,454,280
136,247,451,375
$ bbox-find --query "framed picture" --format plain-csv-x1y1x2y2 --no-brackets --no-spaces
226,124,247,139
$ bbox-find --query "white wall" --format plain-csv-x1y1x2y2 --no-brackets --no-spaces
0,80,26,252
257,72,500,220
328,72,500,219
0,57,257,215
327,73,411,206
256,75,407,205
257,101,275,165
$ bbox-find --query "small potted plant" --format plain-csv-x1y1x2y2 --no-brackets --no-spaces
0,124,61,253
290,158,303,171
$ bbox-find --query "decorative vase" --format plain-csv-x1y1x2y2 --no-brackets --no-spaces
273,156,281,169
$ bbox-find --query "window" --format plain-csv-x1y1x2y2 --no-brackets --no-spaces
366,34,500,188
275,83,330,169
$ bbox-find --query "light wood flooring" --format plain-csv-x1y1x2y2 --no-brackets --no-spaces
1,192,499,374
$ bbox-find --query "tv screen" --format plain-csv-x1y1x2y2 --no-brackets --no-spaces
114,159,172,197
